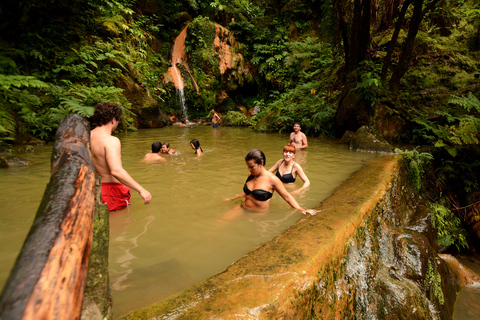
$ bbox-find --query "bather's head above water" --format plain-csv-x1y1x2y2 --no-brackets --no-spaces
245,149,266,166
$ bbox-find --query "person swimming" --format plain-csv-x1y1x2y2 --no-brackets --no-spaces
224,149,314,214
190,139,203,156
161,142,176,155
141,141,167,163
268,145,310,195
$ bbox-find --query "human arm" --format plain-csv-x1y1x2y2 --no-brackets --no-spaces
105,137,152,204
267,159,282,173
290,163,310,195
271,175,314,215
297,133,308,149
224,191,246,201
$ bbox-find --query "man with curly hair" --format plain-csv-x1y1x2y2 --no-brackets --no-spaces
91,102,152,211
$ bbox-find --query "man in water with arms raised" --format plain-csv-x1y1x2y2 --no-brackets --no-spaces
91,102,152,211
289,122,308,150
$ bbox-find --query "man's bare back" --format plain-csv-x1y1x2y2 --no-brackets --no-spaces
91,127,122,183
91,102,151,209
141,152,166,162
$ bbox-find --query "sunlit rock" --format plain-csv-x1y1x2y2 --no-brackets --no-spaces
341,125,394,153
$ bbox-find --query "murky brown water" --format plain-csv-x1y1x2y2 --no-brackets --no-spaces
454,254,480,320
0,125,378,318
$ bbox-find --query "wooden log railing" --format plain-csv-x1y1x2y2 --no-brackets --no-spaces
0,114,97,320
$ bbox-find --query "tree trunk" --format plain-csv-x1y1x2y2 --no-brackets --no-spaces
389,0,440,95
0,114,96,320
334,0,374,133
381,0,414,81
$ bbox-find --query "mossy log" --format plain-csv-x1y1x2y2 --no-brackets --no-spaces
0,114,96,320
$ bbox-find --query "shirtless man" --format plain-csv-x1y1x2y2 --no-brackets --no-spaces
142,142,167,162
289,122,308,150
161,142,176,155
211,109,221,128
90,102,152,211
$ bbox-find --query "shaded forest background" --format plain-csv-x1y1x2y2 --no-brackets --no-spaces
0,0,479,251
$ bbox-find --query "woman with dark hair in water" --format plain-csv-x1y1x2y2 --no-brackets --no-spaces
268,145,310,195
190,139,203,156
224,149,314,215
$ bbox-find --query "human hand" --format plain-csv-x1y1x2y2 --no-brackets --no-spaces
301,209,317,216
140,189,152,204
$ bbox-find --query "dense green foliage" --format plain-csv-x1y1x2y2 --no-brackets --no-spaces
428,202,469,251
1,0,479,250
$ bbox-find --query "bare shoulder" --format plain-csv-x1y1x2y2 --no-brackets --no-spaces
104,135,120,147
266,170,280,183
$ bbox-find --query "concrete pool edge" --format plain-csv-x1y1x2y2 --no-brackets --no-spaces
120,154,401,319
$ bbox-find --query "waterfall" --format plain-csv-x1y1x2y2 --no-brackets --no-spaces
176,88,188,121
169,26,189,122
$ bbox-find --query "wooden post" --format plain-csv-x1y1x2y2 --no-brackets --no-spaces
0,114,96,320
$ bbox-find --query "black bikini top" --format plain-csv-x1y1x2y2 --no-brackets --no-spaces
243,175,273,201
276,160,296,183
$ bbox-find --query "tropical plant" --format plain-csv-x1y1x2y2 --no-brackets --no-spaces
395,147,434,191
428,202,468,251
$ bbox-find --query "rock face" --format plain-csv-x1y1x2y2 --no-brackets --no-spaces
0,155,31,168
168,17,247,113
341,125,394,153
116,77,171,128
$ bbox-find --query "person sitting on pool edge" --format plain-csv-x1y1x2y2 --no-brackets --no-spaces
161,142,176,155
141,141,167,162
224,149,314,215
268,144,310,195
190,139,203,156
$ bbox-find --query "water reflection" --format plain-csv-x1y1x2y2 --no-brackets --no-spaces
110,209,155,291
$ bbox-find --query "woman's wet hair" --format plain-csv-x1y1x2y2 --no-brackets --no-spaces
152,141,162,153
162,142,170,148
283,145,296,154
245,149,266,165
190,139,201,149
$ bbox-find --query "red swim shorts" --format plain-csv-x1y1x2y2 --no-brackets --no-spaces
101,182,131,211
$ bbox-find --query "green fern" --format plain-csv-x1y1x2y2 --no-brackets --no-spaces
448,92,480,113
428,202,468,251
0,75,49,90
424,259,444,305
395,147,434,190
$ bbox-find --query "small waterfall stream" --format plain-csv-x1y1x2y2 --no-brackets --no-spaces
168,26,189,121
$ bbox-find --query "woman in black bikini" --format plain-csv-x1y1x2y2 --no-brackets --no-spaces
268,145,310,195
224,149,314,215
